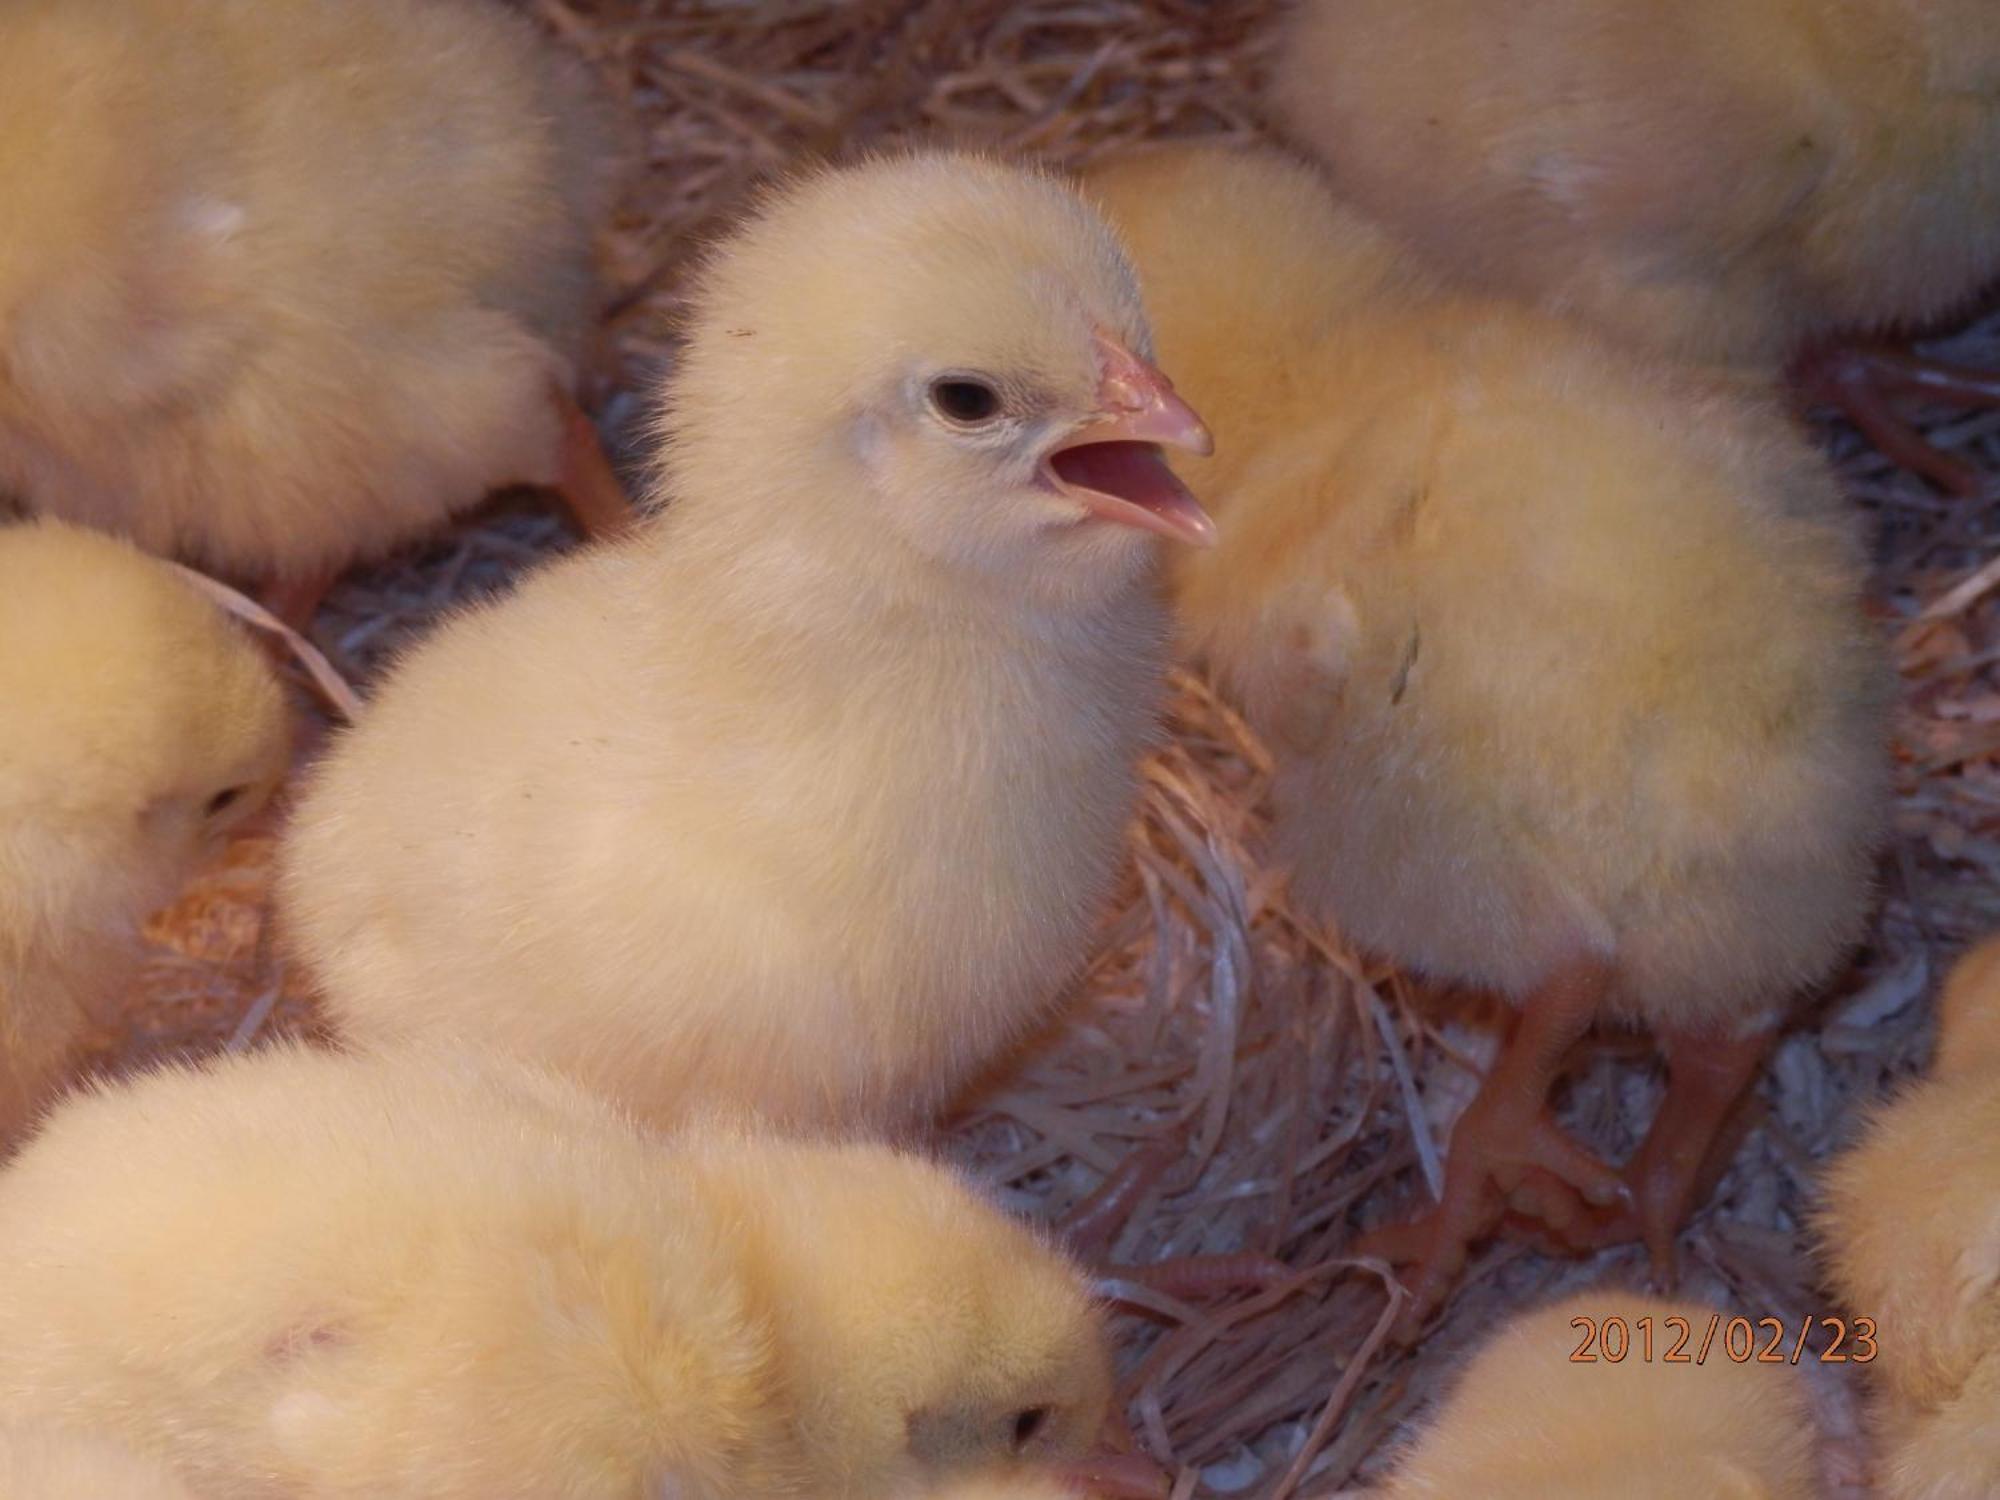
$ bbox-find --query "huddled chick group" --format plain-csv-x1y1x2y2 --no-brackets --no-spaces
0,0,1994,1494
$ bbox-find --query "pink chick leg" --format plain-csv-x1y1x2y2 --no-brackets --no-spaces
1512,1023,1771,1283
1357,955,1627,1331
549,385,637,540
256,567,344,632
1795,344,2000,497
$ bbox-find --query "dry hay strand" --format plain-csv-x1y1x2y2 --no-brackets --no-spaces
91,1,2000,1495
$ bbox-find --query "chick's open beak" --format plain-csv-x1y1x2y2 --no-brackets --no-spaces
1044,332,1217,548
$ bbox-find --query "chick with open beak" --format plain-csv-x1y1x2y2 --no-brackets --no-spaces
1043,330,1216,548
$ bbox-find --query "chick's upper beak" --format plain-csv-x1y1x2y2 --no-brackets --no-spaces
1044,332,1217,548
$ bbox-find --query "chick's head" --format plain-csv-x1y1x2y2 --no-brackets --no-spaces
686,1135,1112,1495
663,151,1214,606
0,522,289,932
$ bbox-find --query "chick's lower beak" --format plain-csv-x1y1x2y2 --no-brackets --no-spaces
1044,332,1217,548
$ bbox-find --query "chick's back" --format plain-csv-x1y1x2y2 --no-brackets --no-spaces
0,1423,199,1500
1382,1294,1818,1497
0,1045,785,1499
1267,0,2000,364
0,0,619,578
1086,147,1890,1022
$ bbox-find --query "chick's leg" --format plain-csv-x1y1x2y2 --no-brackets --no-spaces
1507,1024,1771,1282
1359,956,1625,1326
257,568,342,632
1614,1023,1772,1281
550,386,636,540
1796,345,2000,497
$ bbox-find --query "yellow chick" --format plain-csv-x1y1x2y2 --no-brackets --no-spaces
279,151,1216,1134
1083,146,1891,1314
1267,0,2000,494
0,519,286,1142
0,0,628,622
1379,1293,1818,1497
0,1423,198,1500
0,1043,1112,1499
1821,935,2000,1499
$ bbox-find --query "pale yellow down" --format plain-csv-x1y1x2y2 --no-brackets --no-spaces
0,1423,198,1500
1268,0,2000,367
1084,146,1890,1029
281,152,1176,1130
0,519,286,1141
1820,935,2000,1500
0,1044,1109,1499
1380,1292,1817,1497
0,0,618,583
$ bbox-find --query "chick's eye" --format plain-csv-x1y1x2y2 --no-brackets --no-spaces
928,376,1004,426
204,785,247,818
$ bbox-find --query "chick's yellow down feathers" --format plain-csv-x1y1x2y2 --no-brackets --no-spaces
0,0,619,587
1267,0,2000,368
1821,935,2000,1499
0,520,286,1140
283,151,1211,1131
0,1424,199,1500
0,1045,1110,1499
1381,1294,1818,1497
1086,145,1889,1031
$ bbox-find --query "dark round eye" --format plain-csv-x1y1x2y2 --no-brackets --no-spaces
928,376,1004,426
1010,1406,1051,1450
204,785,247,818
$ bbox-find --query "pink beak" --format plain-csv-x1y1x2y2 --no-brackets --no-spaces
1043,331,1217,548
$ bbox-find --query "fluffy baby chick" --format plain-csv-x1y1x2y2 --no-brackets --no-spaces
0,1043,1112,1499
1380,1293,1817,1497
1084,146,1890,1314
0,0,627,621
1267,0,2000,494
281,151,1214,1133
1821,935,2000,1499
0,1423,198,1500
0,519,286,1142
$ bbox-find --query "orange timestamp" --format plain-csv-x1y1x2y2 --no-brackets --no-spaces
1568,1312,1877,1366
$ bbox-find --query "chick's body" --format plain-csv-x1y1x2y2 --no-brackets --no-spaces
1822,935,2000,1499
284,153,1205,1131
0,0,617,585
0,1045,1109,1499
1084,147,1888,1297
1382,1294,1817,1497
0,1424,199,1500
1269,0,2000,368
1089,147,1887,1028
0,521,286,1140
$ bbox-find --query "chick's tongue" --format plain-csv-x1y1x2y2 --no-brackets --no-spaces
1049,441,1213,544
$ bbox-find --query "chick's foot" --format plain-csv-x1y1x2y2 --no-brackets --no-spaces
1359,954,1623,1329
1795,344,2000,497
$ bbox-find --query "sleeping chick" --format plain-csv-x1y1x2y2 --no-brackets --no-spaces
0,0,627,623
0,1043,1112,1499
1379,1293,1818,1497
1083,146,1890,1316
280,151,1214,1133
1266,0,2000,494
0,1423,199,1500
0,519,286,1143
1821,934,2000,1499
